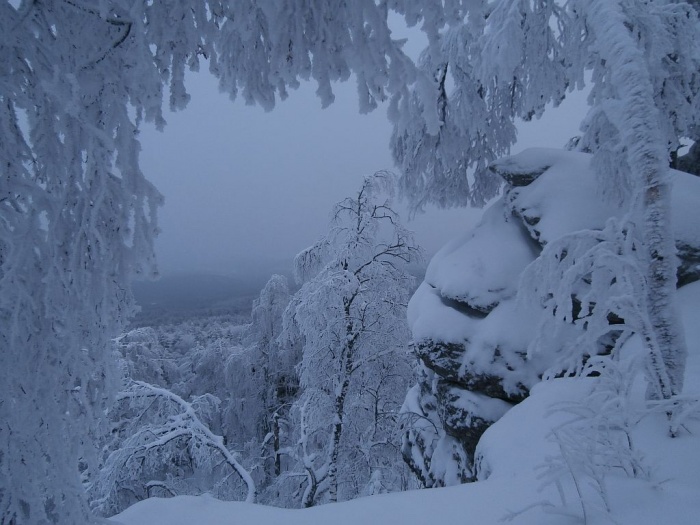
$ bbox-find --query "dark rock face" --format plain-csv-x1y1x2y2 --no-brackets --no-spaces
403,297,537,484
436,381,512,458
400,369,472,487
414,341,528,403
677,242,700,287
488,161,550,187
400,148,700,489
675,141,700,177
413,341,464,384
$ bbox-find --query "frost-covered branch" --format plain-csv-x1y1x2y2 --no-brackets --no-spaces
0,2,437,518
279,173,418,505
535,357,653,521
93,380,255,514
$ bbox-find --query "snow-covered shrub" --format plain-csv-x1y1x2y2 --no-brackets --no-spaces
91,381,254,517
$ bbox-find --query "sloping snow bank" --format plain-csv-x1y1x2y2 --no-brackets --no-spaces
424,198,539,311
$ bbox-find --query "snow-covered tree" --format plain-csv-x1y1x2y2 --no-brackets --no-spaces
5,0,697,520
1,1,160,520
280,172,420,506
0,3,425,521
92,380,255,516
392,0,700,402
224,274,300,495
96,275,297,511
114,327,183,388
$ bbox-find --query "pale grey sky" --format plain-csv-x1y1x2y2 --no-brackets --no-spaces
139,68,589,277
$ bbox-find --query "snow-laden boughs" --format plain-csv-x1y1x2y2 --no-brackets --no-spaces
1,2,160,521
519,211,684,405
4,0,698,519
392,0,580,211
394,0,700,410
224,275,301,499
520,0,698,401
584,0,694,401
393,0,700,211
581,0,700,200
519,219,646,376
114,328,181,388
280,173,420,506
0,2,451,521
533,356,653,521
92,380,255,516
101,278,298,510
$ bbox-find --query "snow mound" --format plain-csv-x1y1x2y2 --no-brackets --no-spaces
424,198,539,311
407,282,480,344
492,148,700,248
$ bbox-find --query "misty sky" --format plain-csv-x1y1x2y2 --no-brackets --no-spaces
138,67,589,277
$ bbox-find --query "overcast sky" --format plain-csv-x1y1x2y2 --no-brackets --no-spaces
138,66,589,277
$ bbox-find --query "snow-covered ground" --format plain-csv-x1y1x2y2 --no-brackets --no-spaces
112,281,700,524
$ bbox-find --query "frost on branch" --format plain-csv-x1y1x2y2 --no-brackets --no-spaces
534,357,651,521
0,1,453,520
279,172,420,506
4,0,700,518
1,1,160,520
92,380,255,516
102,276,299,510
395,2,700,456
392,0,583,212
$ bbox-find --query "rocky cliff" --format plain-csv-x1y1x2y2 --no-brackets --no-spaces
400,148,700,486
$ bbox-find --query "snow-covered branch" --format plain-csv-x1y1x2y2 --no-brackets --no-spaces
94,380,255,514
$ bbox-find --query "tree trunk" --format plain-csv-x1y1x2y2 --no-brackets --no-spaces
328,376,350,503
641,181,686,397
273,412,281,477
588,0,687,399
302,467,318,508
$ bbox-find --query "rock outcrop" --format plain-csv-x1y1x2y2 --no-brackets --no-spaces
400,148,700,486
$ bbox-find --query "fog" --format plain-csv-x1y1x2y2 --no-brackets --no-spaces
138,69,588,278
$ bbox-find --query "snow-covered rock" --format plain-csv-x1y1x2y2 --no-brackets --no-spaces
493,149,620,244
402,148,700,488
424,200,539,313
436,384,512,456
111,152,700,525
408,284,544,402
492,148,700,284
